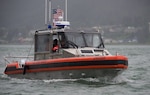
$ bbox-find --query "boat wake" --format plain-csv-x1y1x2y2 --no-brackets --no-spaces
41,75,132,85
42,79,78,83
0,74,9,80
1,73,133,88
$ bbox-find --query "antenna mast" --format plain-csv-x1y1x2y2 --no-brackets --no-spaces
48,0,52,24
45,0,52,26
45,0,48,25
65,0,68,21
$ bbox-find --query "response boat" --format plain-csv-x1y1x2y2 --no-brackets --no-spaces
4,0,128,79
4,28,128,79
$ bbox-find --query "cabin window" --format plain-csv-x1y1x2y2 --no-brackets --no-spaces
53,35,58,40
35,34,50,52
58,32,69,48
84,33,101,47
65,32,85,47
64,32,101,48
93,35,100,47
57,32,103,48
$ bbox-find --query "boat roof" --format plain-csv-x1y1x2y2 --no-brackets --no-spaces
35,28,101,35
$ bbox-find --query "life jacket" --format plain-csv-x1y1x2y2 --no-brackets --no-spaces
52,45,59,52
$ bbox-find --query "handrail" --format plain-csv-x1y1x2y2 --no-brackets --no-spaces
4,56,34,65
4,56,34,58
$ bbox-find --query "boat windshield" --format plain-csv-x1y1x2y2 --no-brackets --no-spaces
64,32,104,48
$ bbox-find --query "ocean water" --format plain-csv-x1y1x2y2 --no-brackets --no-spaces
0,45,150,95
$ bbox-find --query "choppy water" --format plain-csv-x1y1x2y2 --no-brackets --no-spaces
0,45,150,95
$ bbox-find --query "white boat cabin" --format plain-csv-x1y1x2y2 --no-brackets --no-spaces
34,29,110,60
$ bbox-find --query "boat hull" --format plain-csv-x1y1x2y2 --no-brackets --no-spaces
8,69,125,80
4,55,128,79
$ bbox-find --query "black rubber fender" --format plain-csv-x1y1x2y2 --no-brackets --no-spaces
23,65,28,75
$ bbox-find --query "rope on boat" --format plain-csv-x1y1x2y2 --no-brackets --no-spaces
25,36,34,61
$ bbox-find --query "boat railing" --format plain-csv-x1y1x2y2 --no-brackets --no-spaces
4,56,34,65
